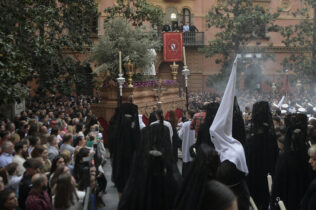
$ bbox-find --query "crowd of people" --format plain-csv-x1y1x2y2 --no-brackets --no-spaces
0,95,107,210
108,88,316,210
162,22,199,33
1,88,316,210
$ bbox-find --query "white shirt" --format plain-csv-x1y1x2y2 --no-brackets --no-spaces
178,120,195,163
12,154,25,176
0,153,13,167
183,24,190,32
138,115,146,130
150,120,173,143
7,175,22,194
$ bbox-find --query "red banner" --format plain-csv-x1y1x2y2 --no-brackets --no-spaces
163,32,183,62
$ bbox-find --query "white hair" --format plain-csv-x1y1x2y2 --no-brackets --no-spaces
308,144,316,156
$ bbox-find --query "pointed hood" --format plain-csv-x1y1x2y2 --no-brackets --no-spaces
210,56,248,174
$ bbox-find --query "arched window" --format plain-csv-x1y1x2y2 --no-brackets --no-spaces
183,8,191,25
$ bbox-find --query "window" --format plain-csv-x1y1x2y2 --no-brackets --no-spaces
182,8,191,25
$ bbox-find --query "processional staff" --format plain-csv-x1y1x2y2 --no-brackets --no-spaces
117,51,125,107
182,46,190,111
152,80,167,109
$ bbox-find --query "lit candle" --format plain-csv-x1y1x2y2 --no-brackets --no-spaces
119,51,122,74
267,174,272,193
183,47,187,66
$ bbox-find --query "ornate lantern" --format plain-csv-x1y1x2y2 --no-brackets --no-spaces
124,60,134,88
170,61,179,80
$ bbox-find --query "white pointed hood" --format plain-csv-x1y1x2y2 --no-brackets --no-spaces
278,96,285,109
209,56,249,174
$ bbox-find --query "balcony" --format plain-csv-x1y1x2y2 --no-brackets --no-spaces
158,32,205,46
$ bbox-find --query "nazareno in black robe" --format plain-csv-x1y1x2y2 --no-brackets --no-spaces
271,114,314,210
174,143,220,210
118,123,182,210
196,102,219,148
216,97,249,210
245,101,278,210
108,103,140,193
301,179,316,210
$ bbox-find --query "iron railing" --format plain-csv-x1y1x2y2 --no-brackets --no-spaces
158,32,205,46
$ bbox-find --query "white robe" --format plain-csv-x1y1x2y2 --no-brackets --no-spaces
178,120,195,163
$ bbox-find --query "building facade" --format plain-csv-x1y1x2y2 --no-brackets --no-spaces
94,0,311,92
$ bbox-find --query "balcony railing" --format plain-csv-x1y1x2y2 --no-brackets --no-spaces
158,32,205,46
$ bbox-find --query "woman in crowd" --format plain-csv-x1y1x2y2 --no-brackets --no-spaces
31,145,51,173
49,155,65,186
74,148,90,190
0,188,18,210
5,163,22,195
61,150,73,174
50,165,71,192
53,172,82,210
0,168,8,187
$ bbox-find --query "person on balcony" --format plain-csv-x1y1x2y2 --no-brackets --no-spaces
162,22,171,32
183,23,189,32
189,24,199,32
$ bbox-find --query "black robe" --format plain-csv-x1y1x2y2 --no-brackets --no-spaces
196,103,219,148
174,143,220,210
245,132,278,210
301,179,316,210
216,160,250,210
196,120,214,148
271,150,313,210
108,103,140,192
118,123,182,210
172,127,181,162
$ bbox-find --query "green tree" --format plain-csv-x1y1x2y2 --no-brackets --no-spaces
0,0,98,104
92,18,160,82
104,0,163,27
202,0,280,88
280,1,316,85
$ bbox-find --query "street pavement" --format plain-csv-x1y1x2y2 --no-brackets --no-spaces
102,160,119,210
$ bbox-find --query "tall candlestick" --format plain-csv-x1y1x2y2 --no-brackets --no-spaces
183,47,187,66
119,51,122,74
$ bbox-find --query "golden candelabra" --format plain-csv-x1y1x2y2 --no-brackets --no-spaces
124,60,134,88
170,61,179,80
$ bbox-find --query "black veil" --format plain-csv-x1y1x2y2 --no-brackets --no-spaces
174,143,220,210
271,114,313,210
108,103,140,192
118,123,182,210
245,101,278,210
196,103,219,148
232,97,246,145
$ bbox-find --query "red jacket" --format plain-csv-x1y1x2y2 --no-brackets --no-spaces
25,189,53,210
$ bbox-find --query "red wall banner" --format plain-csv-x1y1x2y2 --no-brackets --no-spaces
163,32,183,62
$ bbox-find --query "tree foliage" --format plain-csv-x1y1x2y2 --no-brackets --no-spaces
279,1,316,83
0,0,98,104
104,0,163,27
92,18,160,82
202,0,280,88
